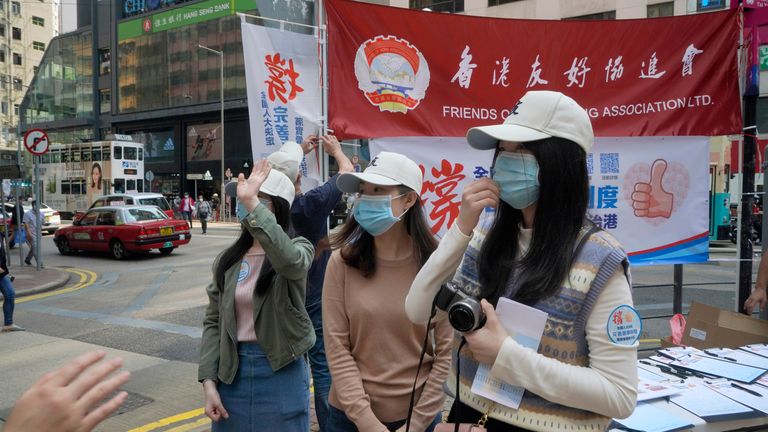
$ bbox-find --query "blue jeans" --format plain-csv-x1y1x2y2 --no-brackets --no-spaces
213,343,310,432
306,298,331,431
0,276,15,326
326,405,441,432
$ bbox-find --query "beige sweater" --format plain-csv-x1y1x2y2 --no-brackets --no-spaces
323,250,454,432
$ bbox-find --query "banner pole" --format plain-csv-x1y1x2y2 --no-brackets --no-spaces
319,0,330,183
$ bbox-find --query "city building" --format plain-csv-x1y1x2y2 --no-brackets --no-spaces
16,0,735,206
1,0,58,149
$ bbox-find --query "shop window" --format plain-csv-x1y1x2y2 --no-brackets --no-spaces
99,89,110,114
648,2,674,17
99,49,110,75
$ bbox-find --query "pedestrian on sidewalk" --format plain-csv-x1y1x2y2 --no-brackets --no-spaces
196,195,212,235
180,193,195,229
267,134,353,431
22,201,43,267
211,193,221,222
0,232,23,332
323,152,452,432
199,160,315,432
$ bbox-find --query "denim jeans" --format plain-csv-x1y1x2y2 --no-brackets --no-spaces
182,211,193,228
306,298,331,431
213,343,310,432
326,404,441,432
0,276,15,326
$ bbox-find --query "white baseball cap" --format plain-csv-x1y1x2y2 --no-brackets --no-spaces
224,169,296,205
267,141,304,183
466,90,594,153
336,152,422,193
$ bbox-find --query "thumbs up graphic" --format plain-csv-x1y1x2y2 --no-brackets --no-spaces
631,159,674,219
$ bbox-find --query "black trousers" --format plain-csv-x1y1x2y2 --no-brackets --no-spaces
447,401,531,432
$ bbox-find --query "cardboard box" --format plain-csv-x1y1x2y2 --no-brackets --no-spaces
681,301,768,349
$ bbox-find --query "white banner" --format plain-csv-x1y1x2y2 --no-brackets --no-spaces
242,22,322,191
371,137,710,265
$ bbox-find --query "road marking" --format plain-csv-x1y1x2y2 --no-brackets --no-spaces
16,268,98,304
165,417,211,432
126,408,205,432
20,304,203,338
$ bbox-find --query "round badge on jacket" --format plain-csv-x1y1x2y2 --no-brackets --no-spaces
606,305,642,345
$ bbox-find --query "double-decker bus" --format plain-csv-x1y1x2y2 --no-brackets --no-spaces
40,138,145,218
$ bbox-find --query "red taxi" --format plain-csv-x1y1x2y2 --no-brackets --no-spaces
54,206,191,259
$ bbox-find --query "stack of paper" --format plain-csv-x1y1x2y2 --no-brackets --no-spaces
671,355,766,383
612,403,693,432
670,383,758,422
741,344,768,359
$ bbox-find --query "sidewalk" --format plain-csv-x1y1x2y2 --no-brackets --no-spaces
4,264,71,297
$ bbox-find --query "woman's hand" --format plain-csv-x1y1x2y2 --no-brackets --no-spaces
456,178,500,236
237,159,271,214
464,300,508,365
203,380,229,422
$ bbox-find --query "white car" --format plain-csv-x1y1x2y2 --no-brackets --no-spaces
4,202,61,235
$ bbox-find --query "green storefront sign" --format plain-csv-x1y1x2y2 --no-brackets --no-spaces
761,45,768,72
118,0,257,41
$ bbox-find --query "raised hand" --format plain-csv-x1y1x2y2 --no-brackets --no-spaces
456,178,500,236
4,351,130,432
237,159,271,214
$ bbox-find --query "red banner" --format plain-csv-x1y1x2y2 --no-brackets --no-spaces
327,0,741,139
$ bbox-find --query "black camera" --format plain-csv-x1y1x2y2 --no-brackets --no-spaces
434,281,485,332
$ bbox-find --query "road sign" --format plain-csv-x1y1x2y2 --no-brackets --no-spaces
23,129,50,156
0,164,20,179
186,173,203,180
146,170,155,181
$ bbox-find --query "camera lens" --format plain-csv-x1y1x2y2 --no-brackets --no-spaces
448,304,477,333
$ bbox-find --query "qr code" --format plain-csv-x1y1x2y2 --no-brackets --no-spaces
600,153,619,174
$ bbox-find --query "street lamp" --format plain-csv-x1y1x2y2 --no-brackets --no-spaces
198,43,226,221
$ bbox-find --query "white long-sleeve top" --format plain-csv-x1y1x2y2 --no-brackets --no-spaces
405,223,638,421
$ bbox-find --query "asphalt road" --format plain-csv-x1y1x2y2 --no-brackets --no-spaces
0,228,761,431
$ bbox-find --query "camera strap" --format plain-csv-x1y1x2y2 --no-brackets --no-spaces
405,304,437,432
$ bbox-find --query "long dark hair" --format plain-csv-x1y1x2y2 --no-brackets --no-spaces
478,137,589,306
214,195,293,296
331,186,437,277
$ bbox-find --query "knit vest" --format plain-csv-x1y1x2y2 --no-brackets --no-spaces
446,221,629,432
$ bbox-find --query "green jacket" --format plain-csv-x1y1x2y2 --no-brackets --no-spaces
198,204,316,383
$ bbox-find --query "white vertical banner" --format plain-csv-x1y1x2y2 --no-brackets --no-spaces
242,22,322,191
371,136,710,265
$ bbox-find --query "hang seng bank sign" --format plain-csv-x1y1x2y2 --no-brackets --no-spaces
119,0,256,40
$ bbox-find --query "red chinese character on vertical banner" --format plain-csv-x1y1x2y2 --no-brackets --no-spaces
264,53,304,104
420,160,465,234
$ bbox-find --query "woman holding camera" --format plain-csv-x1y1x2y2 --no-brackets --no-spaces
406,91,637,431
198,160,315,431
323,152,453,432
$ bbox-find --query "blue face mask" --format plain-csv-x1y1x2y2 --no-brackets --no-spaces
492,152,540,209
353,193,407,236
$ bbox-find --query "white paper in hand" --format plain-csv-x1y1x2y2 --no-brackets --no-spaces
470,297,548,409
